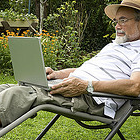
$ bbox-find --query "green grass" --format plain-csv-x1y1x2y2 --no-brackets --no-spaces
0,74,140,140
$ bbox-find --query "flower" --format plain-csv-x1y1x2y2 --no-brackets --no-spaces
39,33,43,36
23,31,27,34
0,37,4,40
42,30,47,32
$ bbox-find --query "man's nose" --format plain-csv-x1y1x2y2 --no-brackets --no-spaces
115,23,122,30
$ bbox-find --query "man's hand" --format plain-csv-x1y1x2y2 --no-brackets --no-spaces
50,77,88,97
46,67,77,80
45,67,57,80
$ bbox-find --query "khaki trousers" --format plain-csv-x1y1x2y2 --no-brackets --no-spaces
0,84,104,127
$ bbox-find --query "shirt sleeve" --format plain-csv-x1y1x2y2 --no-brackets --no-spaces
131,54,140,73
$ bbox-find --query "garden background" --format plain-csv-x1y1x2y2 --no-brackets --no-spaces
0,0,122,75
1,0,139,140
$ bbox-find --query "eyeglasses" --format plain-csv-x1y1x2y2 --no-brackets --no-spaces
112,18,134,27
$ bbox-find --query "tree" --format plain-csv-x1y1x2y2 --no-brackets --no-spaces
40,0,48,33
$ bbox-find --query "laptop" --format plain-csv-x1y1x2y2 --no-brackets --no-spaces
8,36,63,91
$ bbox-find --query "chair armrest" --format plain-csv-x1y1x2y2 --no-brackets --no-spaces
89,92,140,100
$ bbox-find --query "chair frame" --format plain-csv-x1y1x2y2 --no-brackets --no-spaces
0,92,140,140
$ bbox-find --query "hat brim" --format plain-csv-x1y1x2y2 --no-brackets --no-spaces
105,4,140,20
105,4,121,20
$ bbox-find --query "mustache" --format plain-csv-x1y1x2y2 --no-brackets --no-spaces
117,30,125,34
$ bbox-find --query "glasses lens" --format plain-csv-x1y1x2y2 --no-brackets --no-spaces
119,19,128,25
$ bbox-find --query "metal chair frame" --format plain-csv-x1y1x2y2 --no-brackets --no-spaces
0,92,140,140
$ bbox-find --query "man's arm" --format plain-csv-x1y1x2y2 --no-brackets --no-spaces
45,67,76,79
92,71,140,97
50,71,140,97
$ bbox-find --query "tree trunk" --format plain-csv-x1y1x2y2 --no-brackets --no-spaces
35,0,40,19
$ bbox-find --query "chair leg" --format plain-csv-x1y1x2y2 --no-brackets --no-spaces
105,128,126,140
104,106,134,140
35,114,60,140
117,130,126,140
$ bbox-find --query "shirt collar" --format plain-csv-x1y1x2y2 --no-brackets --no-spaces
112,40,140,47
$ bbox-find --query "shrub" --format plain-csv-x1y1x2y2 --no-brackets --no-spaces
43,1,89,69
40,30,60,70
44,1,88,45
0,8,37,21
9,0,29,15
0,0,10,11
0,33,13,74
0,0,103,74
0,29,98,75
36,30,91,70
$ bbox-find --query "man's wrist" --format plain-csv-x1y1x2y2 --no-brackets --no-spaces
86,81,94,93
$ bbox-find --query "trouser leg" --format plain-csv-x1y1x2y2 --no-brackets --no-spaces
0,84,17,92
0,84,73,127
0,84,104,127
0,84,37,127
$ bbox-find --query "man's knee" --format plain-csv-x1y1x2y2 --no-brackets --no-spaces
0,85,37,127
0,84,17,92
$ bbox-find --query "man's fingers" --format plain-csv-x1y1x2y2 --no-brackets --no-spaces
50,86,68,95
49,77,88,97
45,67,56,80
45,67,53,74
51,81,67,90
47,73,55,80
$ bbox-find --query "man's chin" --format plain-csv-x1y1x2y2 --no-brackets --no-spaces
114,35,128,44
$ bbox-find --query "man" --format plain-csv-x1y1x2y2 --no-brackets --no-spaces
0,0,140,127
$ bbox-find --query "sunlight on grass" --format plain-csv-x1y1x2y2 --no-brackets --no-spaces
0,74,17,84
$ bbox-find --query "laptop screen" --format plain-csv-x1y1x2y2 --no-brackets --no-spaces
8,37,48,88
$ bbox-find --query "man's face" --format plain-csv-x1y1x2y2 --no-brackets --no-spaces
114,7,140,44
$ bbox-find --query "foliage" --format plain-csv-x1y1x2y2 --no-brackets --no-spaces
0,0,10,11
0,0,37,21
0,0,123,74
0,28,97,74
9,0,29,15
102,0,122,42
0,33,13,75
35,29,88,70
44,1,88,45
43,0,120,52
40,30,60,70
0,0,123,51
0,8,37,21
83,0,120,50
44,1,90,69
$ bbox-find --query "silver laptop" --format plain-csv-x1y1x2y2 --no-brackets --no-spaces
8,36,63,91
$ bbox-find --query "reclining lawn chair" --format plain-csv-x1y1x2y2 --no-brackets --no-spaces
0,92,140,140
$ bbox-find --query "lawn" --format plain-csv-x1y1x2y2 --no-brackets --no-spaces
0,74,140,140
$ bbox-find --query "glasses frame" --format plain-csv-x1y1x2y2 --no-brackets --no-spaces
112,18,134,27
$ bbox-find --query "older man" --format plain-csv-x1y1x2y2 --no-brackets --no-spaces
46,1,140,118
1,0,140,127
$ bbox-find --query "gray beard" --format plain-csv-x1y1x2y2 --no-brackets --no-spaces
114,35,128,44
